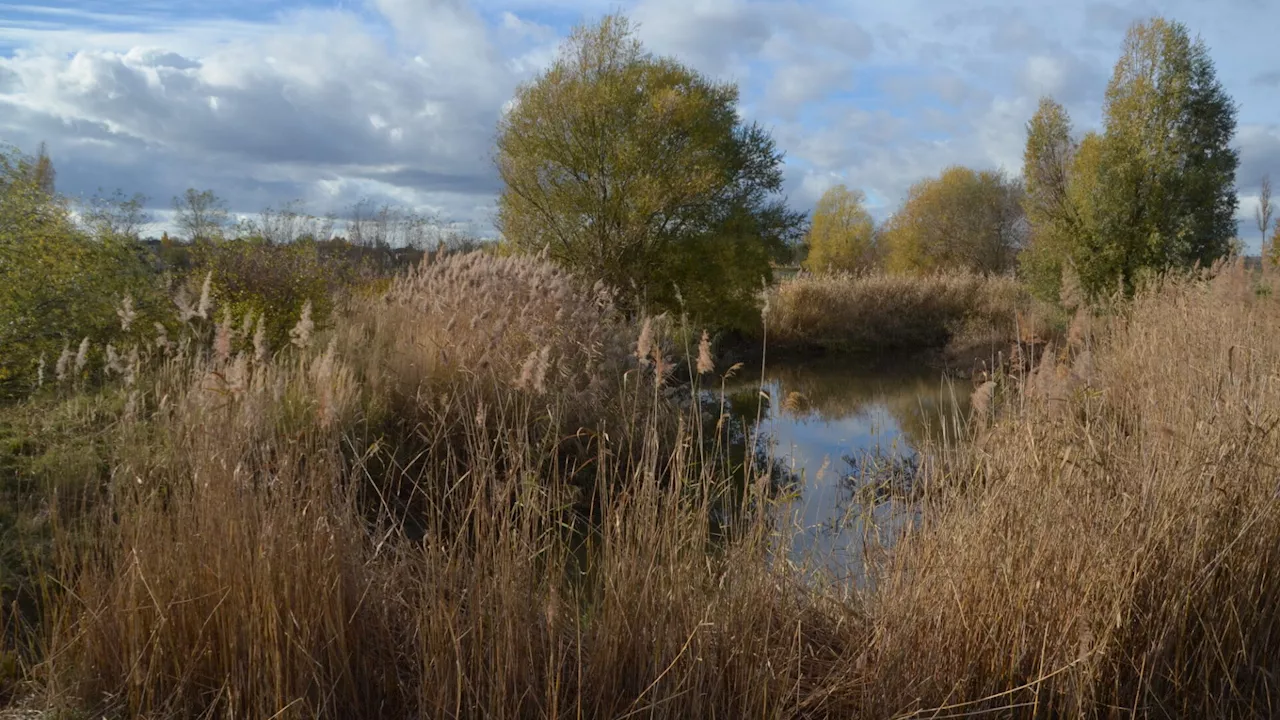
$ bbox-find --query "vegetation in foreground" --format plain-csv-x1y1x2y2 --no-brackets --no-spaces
1,257,1278,717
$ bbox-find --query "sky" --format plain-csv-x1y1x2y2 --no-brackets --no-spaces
2,0,1279,249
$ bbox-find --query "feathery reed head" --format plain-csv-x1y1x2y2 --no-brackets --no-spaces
696,330,714,375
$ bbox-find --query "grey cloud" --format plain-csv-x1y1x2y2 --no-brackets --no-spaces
0,7,525,228
1017,51,1107,105
360,167,505,196
1237,125,1280,187
1253,71,1280,87
765,59,853,111
631,0,774,78
931,73,989,107
780,8,873,60
128,49,200,70
987,15,1043,54
5,0,1279,239
1083,2,1147,33
877,72,989,110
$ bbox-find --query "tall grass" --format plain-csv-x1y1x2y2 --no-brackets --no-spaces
6,255,1280,717
17,250,821,718
858,259,1280,716
765,269,1048,354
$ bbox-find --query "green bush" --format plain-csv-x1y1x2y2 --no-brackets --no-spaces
189,237,363,352
0,147,168,401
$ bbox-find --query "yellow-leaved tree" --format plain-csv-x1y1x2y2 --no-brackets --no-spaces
802,184,877,274
495,14,804,330
882,166,1025,275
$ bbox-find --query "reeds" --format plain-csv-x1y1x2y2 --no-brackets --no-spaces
857,265,1280,716
8,255,1280,718
765,269,1040,354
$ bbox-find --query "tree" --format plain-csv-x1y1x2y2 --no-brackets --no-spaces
802,184,878,274
882,166,1025,274
30,141,55,196
495,14,803,326
343,198,444,250
248,200,338,245
1077,17,1238,295
81,189,151,241
1,146,164,399
1257,175,1273,256
1019,97,1081,300
173,188,231,242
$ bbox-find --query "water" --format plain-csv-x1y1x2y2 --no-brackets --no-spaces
721,356,968,583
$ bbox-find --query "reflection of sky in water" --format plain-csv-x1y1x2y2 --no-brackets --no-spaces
732,358,965,584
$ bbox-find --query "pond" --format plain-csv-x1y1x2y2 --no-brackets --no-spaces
719,356,969,584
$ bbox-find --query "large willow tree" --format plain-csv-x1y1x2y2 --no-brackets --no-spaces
802,184,878,274
495,15,803,329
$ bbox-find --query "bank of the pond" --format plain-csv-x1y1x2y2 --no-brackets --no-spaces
760,269,1056,361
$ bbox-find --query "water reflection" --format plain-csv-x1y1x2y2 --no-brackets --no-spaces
721,356,968,583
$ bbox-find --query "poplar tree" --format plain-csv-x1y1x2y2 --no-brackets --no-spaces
1020,97,1080,300
1080,17,1238,294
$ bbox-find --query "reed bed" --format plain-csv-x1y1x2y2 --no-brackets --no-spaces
4,255,1280,718
857,259,1280,716
765,269,1045,354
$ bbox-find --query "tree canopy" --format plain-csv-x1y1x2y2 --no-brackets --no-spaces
882,166,1025,275
1020,98,1081,300
174,188,231,243
495,14,803,328
1021,17,1239,299
802,184,878,274
0,146,164,399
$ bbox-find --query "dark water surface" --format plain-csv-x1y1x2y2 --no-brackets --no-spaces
724,356,968,582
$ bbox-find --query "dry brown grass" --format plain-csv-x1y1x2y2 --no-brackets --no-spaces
766,269,1051,355
17,251,819,718
7,254,1280,718
858,259,1280,716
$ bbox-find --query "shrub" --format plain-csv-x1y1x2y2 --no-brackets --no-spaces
188,238,363,352
0,147,168,401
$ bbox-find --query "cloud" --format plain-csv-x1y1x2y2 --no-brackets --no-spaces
0,3,545,227
0,0,1276,239
630,0,775,80
1238,125,1280,188
1254,71,1280,88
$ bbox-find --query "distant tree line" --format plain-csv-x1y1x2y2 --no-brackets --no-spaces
799,17,1242,307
